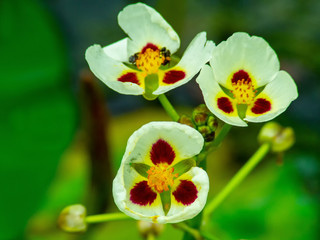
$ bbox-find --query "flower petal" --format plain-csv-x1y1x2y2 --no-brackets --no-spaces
154,32,215,95
113,122,205,223
157,167,209,223
245,70,298,122
113,169,164,221
85,44,144,95
150,139,176,165
210,32,280,89
103,38,129,62
118,3,180,56
196,65,247,127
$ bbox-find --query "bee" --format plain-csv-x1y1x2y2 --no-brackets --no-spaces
160,47,171,65
129,53,139,65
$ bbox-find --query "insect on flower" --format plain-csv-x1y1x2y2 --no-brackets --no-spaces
85,3,214,100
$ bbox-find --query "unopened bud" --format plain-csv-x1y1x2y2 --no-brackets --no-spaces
58,204,87,233
192,104,211,126
258,122,295,152
137,220,164,239
207,115,218,132
198,125,215,142
178,115,196,128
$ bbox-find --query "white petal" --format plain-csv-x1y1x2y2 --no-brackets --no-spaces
118,3,180,55
158,167,209,224
113,122,205,223
85,44,144,95
103,38,129,62
245,70,298,123
154,32,215,95
210,32,280,89
196,65,248,127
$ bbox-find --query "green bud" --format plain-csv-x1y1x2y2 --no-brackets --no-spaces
198,125,215,142
258,122,295,152
192,104,211,126
58,204,87,233
178,115,196,128
137,220,164,239
207,115,218,132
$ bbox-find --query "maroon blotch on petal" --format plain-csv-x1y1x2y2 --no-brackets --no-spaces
217,97,234,113
163,70,186,84
232,70,251,84
150,139,175,165
130,181,157,206
141,43,159,53
118,72,139,85
251,98,271,114
172,180,198,205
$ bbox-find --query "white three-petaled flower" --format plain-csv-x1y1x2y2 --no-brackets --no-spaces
85,3,214,99
113,122,209,223
197,32,298,127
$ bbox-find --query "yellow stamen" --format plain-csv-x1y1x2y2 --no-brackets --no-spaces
147,163,178,193
231,79,256,104
135,48,166,75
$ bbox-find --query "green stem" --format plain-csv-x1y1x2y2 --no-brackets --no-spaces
212,124,232,147
202,142,271,226
158,94,180,121
85,212,132,224
173,222,203,240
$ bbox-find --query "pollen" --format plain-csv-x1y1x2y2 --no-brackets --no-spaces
134,47,170,75
147,163,178,193
231,79,256,105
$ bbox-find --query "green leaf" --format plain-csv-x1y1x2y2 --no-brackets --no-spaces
0,0,77,239
160,189,171,216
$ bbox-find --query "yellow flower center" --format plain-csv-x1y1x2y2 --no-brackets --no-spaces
231,79,256,104
147,163,178,193
135,48,164,75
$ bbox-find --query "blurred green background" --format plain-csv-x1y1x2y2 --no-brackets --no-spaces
0,0,319,239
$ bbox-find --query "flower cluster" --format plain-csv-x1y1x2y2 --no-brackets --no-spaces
85,2,298,224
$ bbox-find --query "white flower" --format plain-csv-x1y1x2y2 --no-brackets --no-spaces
86,3,214,99
197,32,298,127
113,122,209,223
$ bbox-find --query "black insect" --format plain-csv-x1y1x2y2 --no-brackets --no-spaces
129,53,139,65
160,47,171,65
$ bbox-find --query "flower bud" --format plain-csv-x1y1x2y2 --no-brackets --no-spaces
137,220,164,239
192,104,210,126
58,204,87,233
258,122,295,152
207,115,218,132
198,125,215,142
178,115,196,128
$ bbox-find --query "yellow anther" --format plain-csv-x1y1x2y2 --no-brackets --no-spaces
147,163,178,193
231,79,256,104
135,48,165,75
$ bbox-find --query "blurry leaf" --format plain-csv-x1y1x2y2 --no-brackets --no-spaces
0,0,77,239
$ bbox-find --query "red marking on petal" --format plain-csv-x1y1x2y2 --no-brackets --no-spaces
232,70,251,84
118,72,139,85
141,43,159,53
217,97,234,113
251,98,271,114
150,139,175,165
173,180,198,205
163,70,186,84
130,181,157,206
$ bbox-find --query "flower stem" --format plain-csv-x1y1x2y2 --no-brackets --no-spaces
173,222,203,240
85,212,132,224
158,94,180,121
212,123,232,147
202,142,271,226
